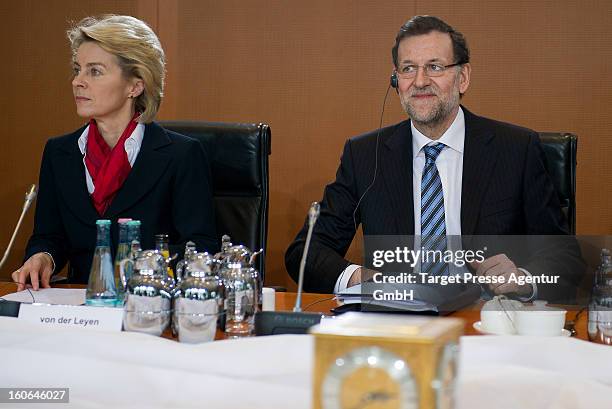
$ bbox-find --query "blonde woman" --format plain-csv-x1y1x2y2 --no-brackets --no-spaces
13,15,216,290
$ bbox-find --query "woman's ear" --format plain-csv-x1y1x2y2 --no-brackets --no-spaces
129,79,144,98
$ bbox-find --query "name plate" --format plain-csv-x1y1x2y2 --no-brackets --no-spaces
18,303,123,332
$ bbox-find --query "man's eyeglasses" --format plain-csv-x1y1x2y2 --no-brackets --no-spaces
396,62,465,78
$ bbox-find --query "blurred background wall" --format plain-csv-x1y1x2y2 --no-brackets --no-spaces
0,0,610,289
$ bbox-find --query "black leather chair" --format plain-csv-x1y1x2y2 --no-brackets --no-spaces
538,132,577,234
160,121,271,279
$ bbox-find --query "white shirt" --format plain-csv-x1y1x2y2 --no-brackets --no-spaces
77,123,145,194
411,107,464,236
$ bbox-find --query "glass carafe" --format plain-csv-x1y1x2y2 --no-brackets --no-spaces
220,261,259,338
86,220,117,306
217,243,263,311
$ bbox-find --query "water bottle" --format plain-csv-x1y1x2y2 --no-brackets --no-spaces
114,218,132,303
155,233,175,279
127,220,141,245
588,249,612,344
119,220,142,287
86,220,117,306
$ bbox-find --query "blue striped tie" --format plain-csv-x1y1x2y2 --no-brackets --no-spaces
421,143,448,276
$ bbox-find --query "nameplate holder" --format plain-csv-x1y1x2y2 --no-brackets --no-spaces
18,303,123,332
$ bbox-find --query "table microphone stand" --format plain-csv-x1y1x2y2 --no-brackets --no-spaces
254,202,325,335
0,184,37,317
0,184,37,271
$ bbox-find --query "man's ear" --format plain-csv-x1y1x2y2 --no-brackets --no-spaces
458,63,471,94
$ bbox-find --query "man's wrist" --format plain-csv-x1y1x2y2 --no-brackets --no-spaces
347,267,362,287
334,264,361,293
39,252,56,273
516,268,537,302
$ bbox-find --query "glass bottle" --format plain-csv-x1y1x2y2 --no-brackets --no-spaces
119,221,141,289
127,220,141,246
155,233,175,279
114,218,132,303
599,249,612,286
175,241,197,284
221,235,232,252
86,220,117,306
588,249,612,344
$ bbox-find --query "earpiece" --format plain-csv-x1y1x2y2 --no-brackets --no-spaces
352,83,392,231
390,71,398,89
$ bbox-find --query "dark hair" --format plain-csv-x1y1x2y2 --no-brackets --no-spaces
391,15,470,68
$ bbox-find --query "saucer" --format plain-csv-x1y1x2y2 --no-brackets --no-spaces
473,321,571,337
473,321,512,335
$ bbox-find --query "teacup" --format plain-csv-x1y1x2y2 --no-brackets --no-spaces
515,301,566,336
480,296,522,335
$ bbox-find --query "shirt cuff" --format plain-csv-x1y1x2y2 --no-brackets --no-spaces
516,267,537,302
41,252,56,274
334,264,361,293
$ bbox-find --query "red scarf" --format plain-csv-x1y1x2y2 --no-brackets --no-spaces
85,114,139,215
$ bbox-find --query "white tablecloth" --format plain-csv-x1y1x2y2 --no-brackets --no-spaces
1,316,611,409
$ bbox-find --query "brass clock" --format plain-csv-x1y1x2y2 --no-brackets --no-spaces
311,313,463,409
321,346,418,409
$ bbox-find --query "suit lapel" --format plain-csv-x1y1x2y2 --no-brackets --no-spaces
54,127,100,224
104,122,172,218
461,108,497,235
380,121,414,234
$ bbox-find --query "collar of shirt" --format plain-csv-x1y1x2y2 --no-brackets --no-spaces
77,122,145,167
411,107,465,159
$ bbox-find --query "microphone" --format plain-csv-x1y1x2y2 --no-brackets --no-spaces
0,184,37,271
254,202,325,335
294,201,320,312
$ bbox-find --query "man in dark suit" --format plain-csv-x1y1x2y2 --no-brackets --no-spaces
286,16,582,302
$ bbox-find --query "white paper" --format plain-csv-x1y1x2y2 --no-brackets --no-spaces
1,288,86,305
18,303,123,332
336,282,436,310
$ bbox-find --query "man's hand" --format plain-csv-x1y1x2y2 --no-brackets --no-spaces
11,253,54,292
347,267,379,288
470,254,531,297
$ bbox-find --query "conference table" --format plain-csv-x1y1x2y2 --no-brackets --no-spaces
2,280,610,409
0,281,589,339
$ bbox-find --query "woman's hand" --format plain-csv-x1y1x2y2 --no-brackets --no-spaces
11,253,54,291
